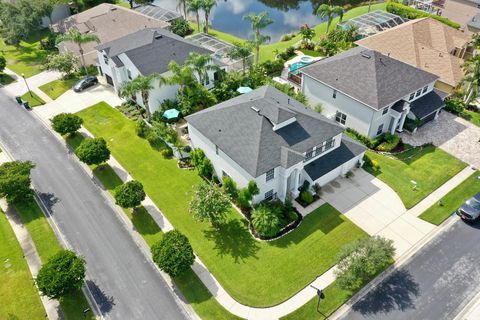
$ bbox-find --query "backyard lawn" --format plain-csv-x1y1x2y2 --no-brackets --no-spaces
364,146,466,209
0,29,54,77
39,77,80,100
20,91,45,107
76,102,368,307
420,171,480,225
0,209,46,320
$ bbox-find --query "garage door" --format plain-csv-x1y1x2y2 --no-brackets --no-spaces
314,166,343,186
420,110,439,125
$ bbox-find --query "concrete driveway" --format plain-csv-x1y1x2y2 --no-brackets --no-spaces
400,111,480,168
321,169,435,257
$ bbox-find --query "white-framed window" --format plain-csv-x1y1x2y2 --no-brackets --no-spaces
305,150,314,160
332,89,337,99
325,138,334,150
215,145,219,155
264,189,274,201
382,107,389,115
103,54,108,64
415,89,421,97
335,111,347,125
127,69,132,80
422,85,428,93
266,168,274,182
376,124,384,135
409,93,415,101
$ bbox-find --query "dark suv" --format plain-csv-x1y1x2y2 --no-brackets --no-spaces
73,76,98,92
457,192,480,222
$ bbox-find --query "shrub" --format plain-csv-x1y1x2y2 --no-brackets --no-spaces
0,160,35,204
76,138,110,166
169,18,194,37
300,190,314,205
445,97,465,114
135,119,149,138
182,145,192,153
345,171,354,178
189,181,231,226
251,204,282,237
345,128,376,148
375,133,401,152
260,59,285,76
51,113,83,136
371,159,379,170
247,181,259,198
312,183,321,196
299,180,310,193
151,230,194,278
280,33,295,41
276,46,296,61
386,2,460,29
114,180,146,210
222,176,238,199
161,147,173,158
237,188,251,209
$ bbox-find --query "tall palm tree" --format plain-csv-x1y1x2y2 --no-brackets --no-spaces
165,61,198,90
177,0,188,19
226,42,253,73
119,74,158,119
317,4,343,33
56,28,100,75
185,52,216,85
462,55,480,105
200,0,217,34
243,11,273,65
188,0,202,32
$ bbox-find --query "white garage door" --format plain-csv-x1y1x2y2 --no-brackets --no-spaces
314,165,343,186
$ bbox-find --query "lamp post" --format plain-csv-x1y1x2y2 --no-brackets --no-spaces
21,73,32,97
310,285,325,312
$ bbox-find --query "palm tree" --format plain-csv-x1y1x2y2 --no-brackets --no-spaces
317,4,344,33
243,11,273,65
185,52,216,85
56,28,100,75
188,0,202,32
226,42,253,73
165,61,198,90
119,74,158,119
299,24,316,48
200,0,217,34
176,0,188,19
462,55,480,105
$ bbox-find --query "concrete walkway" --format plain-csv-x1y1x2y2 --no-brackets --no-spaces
0,151,60,320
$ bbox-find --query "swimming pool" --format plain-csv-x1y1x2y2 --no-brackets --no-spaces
290,61,308,72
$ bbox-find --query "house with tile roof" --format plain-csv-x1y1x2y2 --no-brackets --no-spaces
299,47,444,138
356,17,473,93
186,85,366,203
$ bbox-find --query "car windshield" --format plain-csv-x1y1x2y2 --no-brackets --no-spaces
467,198,480,210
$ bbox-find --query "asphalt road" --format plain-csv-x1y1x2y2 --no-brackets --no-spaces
342,219,480,320
0,91,189,319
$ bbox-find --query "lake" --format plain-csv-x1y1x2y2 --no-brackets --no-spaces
153,0,367,42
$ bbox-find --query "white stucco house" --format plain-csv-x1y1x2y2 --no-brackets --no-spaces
96,27,222,114
299,47,447,138
186,85,366,203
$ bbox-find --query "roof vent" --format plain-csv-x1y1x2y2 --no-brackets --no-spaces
251,106,260,113
361,53,371,59
155,34,163,40
110,7,117,11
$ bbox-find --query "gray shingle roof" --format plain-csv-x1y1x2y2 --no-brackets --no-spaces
186,85,345,178
409,89,448,120
304,137,366,181
96,28,213,75
301,47,438,110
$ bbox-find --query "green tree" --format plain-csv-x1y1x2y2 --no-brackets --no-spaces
251,204,281,237
34,0,55,25
222,176,238,199
226,42,253,74
185,52,215,85
189,181,230,226
190,148,214,177
76,138,110,166
299,24,316,48
36,250,86,299
0,55,6,74
243,11,273,65
462,54,480,105
56,28,100,75
237,180,259,209
335,236,395,291
51,113,83,136
0,161,35,204
200,0,217,34
316,4,343,33
151,230,194,277
188,0,202,32
119,74,159,119
114,180,146,212
43,53,79,78
0,0,42,45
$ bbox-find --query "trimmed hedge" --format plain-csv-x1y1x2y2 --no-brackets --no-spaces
386,2,460,29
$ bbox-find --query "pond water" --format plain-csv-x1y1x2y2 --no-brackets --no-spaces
153,0,367,42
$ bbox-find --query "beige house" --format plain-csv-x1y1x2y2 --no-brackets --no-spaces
356,17,473,93
51,3,169,66
440,0,480,29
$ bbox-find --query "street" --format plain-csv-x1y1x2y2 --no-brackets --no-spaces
342,219,480,320
0,90,189,319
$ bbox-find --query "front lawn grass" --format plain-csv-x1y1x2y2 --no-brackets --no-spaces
76,102,368,307
364,146,466,209
39,77,79,100
420,171,480,225
20,91,45,107
0,29,54,77
0,208,46,319
464,110,480,127
14,200,95,320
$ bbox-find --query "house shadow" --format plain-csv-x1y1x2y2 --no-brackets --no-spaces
86,280,115,314
352,269,419,315
203,218,259,263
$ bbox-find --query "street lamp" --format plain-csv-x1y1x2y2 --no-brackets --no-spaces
21,73,32,97
310,285,325,313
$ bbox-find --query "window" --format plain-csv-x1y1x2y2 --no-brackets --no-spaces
415,89,421,97
422,85,428,93
382,108,389,115
222,171,229,177
266,168,274,182
409,93,415,101
332,90,337,99
127,69,132,80
215,145,219,155
103,54,108,64
335,111,347,125
325,138,334,150
264,190,274,201
376,124,384,135
305,150,314,160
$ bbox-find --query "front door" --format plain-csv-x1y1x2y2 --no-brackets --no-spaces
105,74,114,86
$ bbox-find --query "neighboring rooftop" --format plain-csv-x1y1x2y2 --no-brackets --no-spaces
97,28,212,75
51,4,169,57
134,4,182,23
186,85,345,177
300,46,438,110
468,13,480,30
356,17,471,87
338,10,408,38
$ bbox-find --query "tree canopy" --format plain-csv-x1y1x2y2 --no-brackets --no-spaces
189,181,231,226
151,230,194,277
76,137,110,166
114,180,146,210
44,53,79,78
51,113,83,136
0,161,35,204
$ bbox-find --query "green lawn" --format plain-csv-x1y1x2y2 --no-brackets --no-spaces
0,209,46,319
39,77,79,100
0,29,54,77
14,200,95,320
464,110,480,127
20,91,45,107
364,146,466,209
420,171,480,225
76,102,368,307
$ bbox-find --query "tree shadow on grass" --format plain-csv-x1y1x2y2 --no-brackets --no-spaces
130,206,162,237
86,280,115,314
352,269,419,315
203,218,259,263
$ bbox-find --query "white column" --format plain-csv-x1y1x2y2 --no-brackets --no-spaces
391,116,399,134
397,111,408,132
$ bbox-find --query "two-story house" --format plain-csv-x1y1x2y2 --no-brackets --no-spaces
96,28,219,114
300,47,445,138
186,85,366,203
